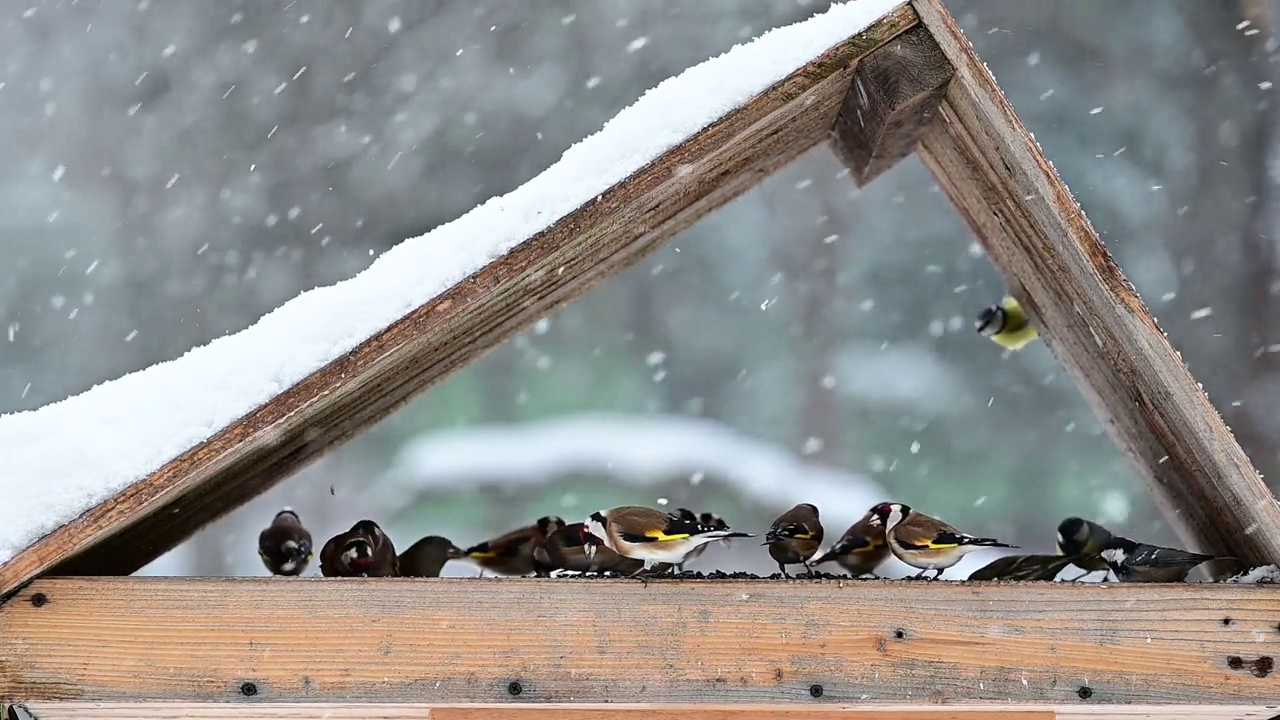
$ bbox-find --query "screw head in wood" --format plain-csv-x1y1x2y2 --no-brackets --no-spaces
809,684,824,698
507,681,523,696
240,682,258,697
1077,686,1093,700
29,593,47,607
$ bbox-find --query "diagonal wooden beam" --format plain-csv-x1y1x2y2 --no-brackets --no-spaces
908,0,1280,568
2,578,1278,706
0,5,918,601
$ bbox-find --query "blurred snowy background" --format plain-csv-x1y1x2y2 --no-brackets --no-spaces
2,0,1278,577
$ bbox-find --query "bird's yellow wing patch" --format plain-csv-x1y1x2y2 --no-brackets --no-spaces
790,532,814,540
469,550,498,559
644,530,691,541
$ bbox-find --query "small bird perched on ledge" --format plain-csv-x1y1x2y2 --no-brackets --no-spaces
536,521,668,575
763,503,824,578
584,505,754,575
398,535,466,578
976,296,1039,351
320,519,398,577
257,508,313,576
1099,536,1227,583
873,502,1015,580
465,515,565,577
967,553,1079,582
811,506,890,578
673,508,730,572
1055,516,1115,580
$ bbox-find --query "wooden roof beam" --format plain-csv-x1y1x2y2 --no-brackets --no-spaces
0,4,918,601
2,578,1278,706
830,0,1280,567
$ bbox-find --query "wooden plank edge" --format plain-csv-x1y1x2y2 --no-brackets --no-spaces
908,0,1280,567
8,703,1280,720
0,5,920,602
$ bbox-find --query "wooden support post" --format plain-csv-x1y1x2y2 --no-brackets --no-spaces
831,25,953,185
2,578,1278,706
0,5,919,601
897,0,1280,567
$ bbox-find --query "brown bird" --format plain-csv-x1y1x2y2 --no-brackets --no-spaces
584,505,754,575
673,508,730,572
536,521,666,575
257,508,314,576
810,507,890,578
532,515,568,577
763,503,825,577
398,535,466,578
967,553,1079,582
319,519,398,577
871,502,1015,580
465,515,564,576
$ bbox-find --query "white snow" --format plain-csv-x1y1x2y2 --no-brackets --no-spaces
1224,564,1280,584
0,0,904,566
375,412,889,532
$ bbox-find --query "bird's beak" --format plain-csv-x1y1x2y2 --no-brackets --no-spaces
447,545,466,560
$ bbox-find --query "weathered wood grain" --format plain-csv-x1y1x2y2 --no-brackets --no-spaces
0,5,918,602
2,578,1278,706
9,703,1280,720
831,24,953,185
910,0,1280,570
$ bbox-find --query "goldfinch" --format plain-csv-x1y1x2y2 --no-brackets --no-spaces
763,503,824,577
810,506,890,578
531,515,568,577
257,508,313,576
536,521,664,575
464,515,564,576
1055,516,1114,580
967,553,1079,582
398,535,466,578
871,502,1015,579
976,296,1039,350
583,505,753,574
1099,536,1224,583
319,519,398,577
673,508,730,571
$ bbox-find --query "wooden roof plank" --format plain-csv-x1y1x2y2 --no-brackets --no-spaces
907,0,1280,567
0,5,918,602
2,577,1278,705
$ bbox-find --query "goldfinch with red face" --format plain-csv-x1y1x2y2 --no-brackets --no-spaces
811,506,890,578
583,505,753,574
871,502,1015,580
463,515,565,577
763,503,824,577
319,519,398,577
398,535,466,578
257,508,313,576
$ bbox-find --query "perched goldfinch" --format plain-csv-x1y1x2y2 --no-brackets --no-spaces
673,508,730,571
320,519,398,577
811,506,890,578
584,505,753,574
976,296,1039,350
967,553,1079,582
257,508,313,576
1099,536,1224,583
536,521,666,575
1056,516,1114,580
872,502,1015,579
763,503,825,577
398,535,466,578
464,515,564,576
531,515,568,577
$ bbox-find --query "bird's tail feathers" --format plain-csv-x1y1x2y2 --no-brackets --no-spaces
965,537,1017,549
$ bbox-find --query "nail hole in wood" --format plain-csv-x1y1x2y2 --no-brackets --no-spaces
893,628,907,640
1228,655,1245,670
1222,617,1233,626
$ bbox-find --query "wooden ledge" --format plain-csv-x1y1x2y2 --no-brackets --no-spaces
2,577,1278,706
9,701,1280,720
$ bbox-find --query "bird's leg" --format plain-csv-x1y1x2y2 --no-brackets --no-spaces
802,561,814,578
931,567,945,581
779,563,790,579
912,568,929,579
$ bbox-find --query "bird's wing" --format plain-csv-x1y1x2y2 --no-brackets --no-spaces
618,512,706,544
893,520,967,550
770,522,817,540
1130,544,1214,567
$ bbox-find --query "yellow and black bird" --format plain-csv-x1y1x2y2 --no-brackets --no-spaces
257,508,314,576
398,535,466,578
811,506,890,578
1098,536,1224,583
763,503,825,577
320,519,398,577
583,505,753,575
673,508,730,572
1056,516,1114,580
532,515,568,577
976,296,1039,351
871,502,1015,580
536,521,663,575
464,515,565,576
967,553,1079,582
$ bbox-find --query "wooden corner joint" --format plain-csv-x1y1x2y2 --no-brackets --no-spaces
831,24,954,186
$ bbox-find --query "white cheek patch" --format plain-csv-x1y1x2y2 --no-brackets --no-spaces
1055,532,1064,546
280,559,297,573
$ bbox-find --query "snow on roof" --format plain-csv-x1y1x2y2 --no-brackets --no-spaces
0,0,904,564
375,412,890,532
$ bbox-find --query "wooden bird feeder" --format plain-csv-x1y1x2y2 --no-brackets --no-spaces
3,1,1280,719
